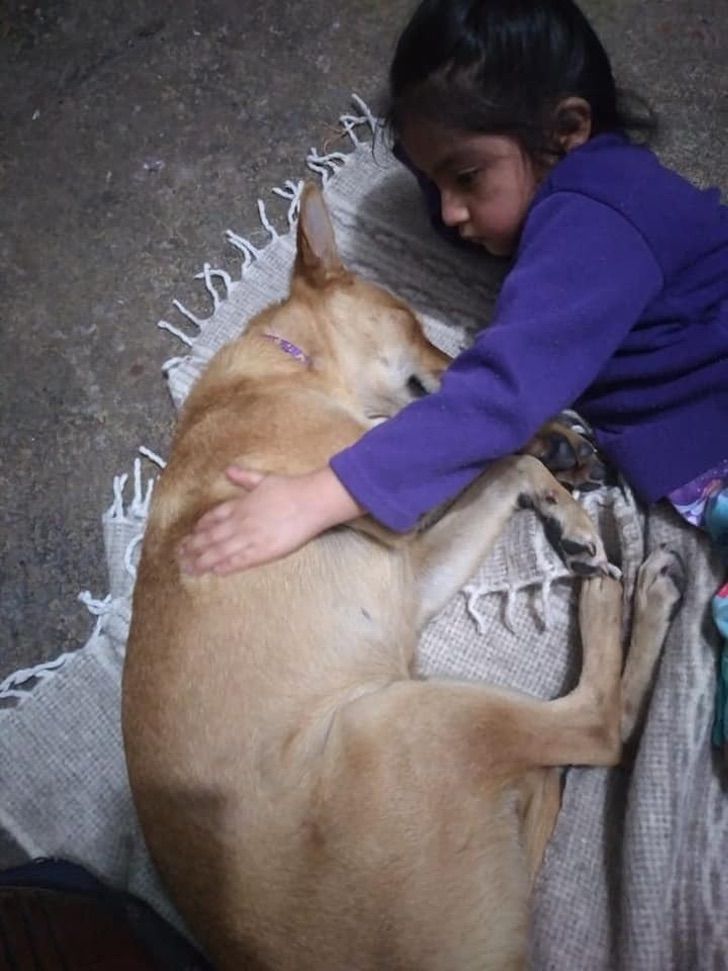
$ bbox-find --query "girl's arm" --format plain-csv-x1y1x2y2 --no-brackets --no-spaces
182,190,662,574
330,191,663,531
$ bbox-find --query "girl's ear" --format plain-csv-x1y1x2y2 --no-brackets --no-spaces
553,97,593,152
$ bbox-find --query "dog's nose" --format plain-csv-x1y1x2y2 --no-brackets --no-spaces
542,432,580,471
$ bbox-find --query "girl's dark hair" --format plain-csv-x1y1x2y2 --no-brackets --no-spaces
385,0,656,157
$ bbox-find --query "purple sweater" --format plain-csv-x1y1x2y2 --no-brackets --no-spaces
330,134,728,532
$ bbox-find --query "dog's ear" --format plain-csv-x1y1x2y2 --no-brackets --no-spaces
294,183,345,286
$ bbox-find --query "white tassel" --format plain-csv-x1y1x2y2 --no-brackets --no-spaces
0,650,78,702
257,199,278,241
537,575,555,631
350,92,377,134
140,478,154,516
105,458,156,525
306,147,348,185
172,299,205,329
78,590,113,641
124,532,145,580
107,473,129,522
78,591,112,616
338,113,362,145
138,445,166,469
161,355,186,375
129,457,155,519
308,147,349,168
194,262,232,309
131,457,143,515
338,94,378,145
502,588,517,635
158,319,195,347
463,584,492,634
0,688,29,702
225,229,259,272
210,265,233,299
463,586,488,636
305,155,332,184
272,180,304,228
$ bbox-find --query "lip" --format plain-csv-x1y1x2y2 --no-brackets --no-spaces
460,234,489,247
461,235,514,259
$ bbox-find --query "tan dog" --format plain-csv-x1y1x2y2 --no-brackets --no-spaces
122,185,682,970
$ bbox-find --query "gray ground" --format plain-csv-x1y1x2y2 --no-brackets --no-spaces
0,0,725,863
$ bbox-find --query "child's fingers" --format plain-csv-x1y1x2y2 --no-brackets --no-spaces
183,517,242,553
210,538,279,575
211,551,256,576
226,466,265,490
185,523,247,559
180,533,249,575
195,500,236,531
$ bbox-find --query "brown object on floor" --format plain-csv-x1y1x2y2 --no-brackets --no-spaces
0,886,160,970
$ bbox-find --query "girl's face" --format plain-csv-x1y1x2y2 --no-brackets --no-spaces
400,122,544,257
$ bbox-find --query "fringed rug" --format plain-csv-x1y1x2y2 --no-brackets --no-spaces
1,98,726,969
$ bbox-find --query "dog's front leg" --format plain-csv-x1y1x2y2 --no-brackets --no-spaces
620,546,686,743
412,455,608,628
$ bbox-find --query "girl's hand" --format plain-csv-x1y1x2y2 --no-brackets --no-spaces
178,465,363,576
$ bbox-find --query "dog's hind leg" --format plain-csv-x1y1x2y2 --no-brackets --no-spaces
490,573,625,769
338,574,624,776
495,549,684,770
412,454,608,628
460,573,624,770
519,769,562,886
620,546,686,743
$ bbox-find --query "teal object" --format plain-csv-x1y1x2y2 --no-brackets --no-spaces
706,490,728,749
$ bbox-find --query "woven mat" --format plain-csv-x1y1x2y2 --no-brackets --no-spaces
1,101,726,969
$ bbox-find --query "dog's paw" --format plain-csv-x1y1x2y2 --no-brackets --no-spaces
635,545,686,621
525,413,615,492
519,487,609,576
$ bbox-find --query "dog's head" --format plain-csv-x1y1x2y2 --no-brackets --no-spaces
258,184,449,422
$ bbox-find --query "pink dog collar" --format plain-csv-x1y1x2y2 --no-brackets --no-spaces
263,333,311,366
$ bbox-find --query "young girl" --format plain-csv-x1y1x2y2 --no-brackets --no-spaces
180,0,728,752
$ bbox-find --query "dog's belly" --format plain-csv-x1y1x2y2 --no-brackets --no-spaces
127,628,533,969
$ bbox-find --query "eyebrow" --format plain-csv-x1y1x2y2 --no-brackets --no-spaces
432,151,481,179
432,143,503,179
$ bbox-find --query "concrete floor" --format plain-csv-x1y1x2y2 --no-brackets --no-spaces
0,2,725,679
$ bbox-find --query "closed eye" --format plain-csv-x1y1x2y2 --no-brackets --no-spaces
407,375,429,398
455,168,479,189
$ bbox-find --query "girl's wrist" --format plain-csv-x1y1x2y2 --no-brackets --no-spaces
306,466,364,529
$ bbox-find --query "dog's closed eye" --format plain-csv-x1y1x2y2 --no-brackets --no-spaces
407,376,429,398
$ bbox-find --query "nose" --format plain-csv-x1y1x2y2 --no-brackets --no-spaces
440,188,468,228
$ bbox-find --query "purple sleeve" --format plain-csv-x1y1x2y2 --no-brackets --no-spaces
330,191,664,531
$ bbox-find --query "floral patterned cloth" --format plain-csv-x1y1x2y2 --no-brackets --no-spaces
668,459,728,528
669,461,728,749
